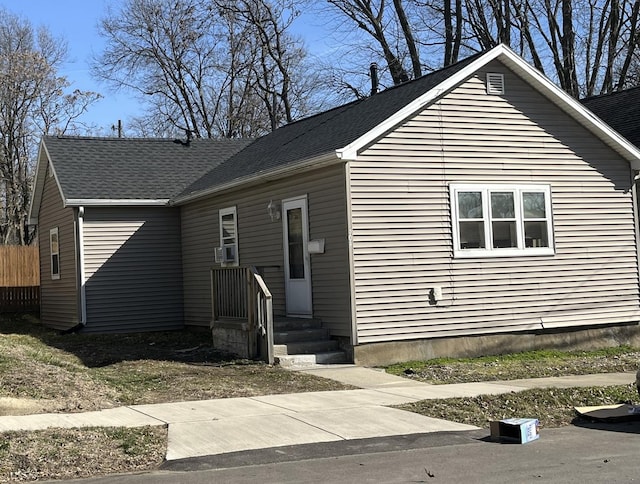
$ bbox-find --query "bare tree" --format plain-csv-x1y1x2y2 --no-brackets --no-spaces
218,0,308,130
94,0,315,138
326,0,414,84
0,9,99,245
508,0,640,96
320,0,640,99
443,0,463,65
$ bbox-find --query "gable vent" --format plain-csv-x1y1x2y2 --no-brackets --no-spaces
486,73,505,95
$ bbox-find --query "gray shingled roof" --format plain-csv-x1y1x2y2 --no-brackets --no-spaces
581,87,640,148
179,52,483,199
44,136,251,201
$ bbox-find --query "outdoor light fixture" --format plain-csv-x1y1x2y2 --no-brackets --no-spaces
267,200,281,221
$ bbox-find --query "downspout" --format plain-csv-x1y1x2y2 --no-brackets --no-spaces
77,206,87,325
633,173,640,298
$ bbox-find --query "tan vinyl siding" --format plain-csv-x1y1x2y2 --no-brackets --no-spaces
37,163,78,329
350,60,640,344
82,207,183,332
181,163,351,337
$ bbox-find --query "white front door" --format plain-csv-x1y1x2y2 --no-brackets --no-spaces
283,196,312,317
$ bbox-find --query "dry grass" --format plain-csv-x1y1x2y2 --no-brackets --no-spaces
388,348,640,429
385,347,640,384
0,427,166,481
0,314,352,414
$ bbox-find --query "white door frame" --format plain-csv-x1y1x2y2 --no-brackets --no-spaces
282,195,313,317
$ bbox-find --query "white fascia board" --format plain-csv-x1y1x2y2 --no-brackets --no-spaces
28,140,66,225
171,151,340,205
336,43,640,169
27,142,46,225
64,199,170,207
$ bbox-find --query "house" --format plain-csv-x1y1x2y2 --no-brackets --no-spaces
28,137,250,333
30,44,640,366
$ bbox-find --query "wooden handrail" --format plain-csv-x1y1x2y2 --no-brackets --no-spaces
210,266,274,364
248,267,274,364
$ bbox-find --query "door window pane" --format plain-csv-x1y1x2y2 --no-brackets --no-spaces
287,208,304,279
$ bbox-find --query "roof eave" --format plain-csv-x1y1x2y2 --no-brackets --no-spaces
64,199,171,207
172,151,341,205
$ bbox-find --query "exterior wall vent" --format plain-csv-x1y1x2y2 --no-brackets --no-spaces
486,73,505,95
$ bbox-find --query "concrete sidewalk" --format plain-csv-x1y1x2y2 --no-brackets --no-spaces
0,367,635,461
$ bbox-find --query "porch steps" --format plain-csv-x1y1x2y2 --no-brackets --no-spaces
273,317,349,368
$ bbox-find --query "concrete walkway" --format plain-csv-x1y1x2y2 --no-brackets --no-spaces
0,367,634,461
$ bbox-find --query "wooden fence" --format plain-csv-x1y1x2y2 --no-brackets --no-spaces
0,245,40,312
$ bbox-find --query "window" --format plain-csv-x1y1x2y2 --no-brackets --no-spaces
451,184,554,257
50,227,60,279
219,206,238,266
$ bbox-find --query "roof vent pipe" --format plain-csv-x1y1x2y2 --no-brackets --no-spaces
370,63,379,96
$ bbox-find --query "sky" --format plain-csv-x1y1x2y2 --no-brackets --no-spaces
3,0,333,136
4,0,140,134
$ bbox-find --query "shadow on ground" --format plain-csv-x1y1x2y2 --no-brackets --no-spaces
572,417,640,435
0,312,246,368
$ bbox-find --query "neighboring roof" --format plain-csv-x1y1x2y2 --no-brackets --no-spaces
581,86,640,148
28,136,251,224
176,44,640,203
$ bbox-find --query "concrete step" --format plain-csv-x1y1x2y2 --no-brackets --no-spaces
275,351,349,368
273,328,329,344
274,339,340,356
273,317,322,332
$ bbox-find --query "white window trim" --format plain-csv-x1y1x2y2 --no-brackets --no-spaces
49,227,60,280
450,184,555,258
219,206,239,266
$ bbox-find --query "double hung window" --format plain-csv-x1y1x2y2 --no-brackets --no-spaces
219,206,238,266
50,227,60,279
451,184,553,257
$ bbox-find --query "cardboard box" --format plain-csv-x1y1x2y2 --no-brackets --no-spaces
574,404,640,421
490,418,539,444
